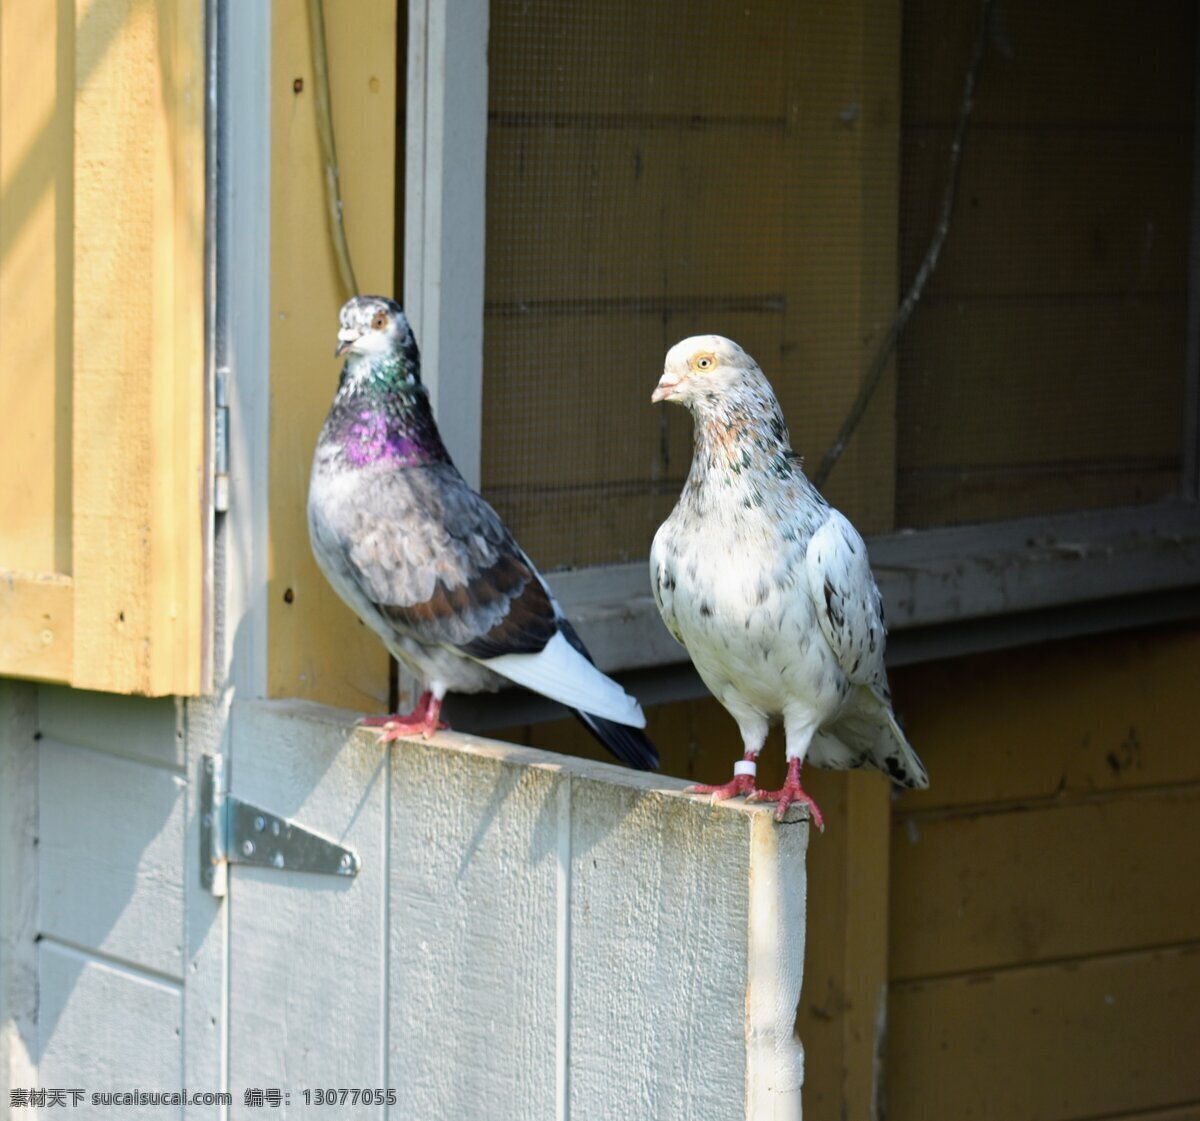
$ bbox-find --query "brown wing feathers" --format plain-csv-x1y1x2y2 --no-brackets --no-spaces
381,549,558,658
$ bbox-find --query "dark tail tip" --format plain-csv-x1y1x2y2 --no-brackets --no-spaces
573,710,660,772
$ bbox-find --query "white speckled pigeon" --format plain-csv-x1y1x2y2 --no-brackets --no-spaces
649,335,928,824
308,295,658,771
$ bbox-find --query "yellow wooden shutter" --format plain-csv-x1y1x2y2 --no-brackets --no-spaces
0,0,205,695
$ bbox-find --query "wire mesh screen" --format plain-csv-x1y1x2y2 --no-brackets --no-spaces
481,1,903,569
895,1,1195,528
480,1,1196,568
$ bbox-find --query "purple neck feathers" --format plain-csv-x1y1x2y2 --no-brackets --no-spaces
339,405,450,468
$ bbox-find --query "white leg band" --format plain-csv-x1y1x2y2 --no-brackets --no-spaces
733,760,757,777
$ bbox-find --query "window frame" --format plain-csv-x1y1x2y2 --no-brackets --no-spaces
411,1,1200,711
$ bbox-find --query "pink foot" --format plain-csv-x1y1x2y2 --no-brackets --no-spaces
687,755,759,802
750,758,825,829
359,691,448,742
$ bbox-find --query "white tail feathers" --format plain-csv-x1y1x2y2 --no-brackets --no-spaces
478,631,647,728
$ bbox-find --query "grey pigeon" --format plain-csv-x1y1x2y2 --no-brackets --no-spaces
308,295,658,770
649,335,928,824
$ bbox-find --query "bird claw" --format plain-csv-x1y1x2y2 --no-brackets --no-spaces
686,773,757,803
752,766,825,830
358,692,447,743
365,717,449,744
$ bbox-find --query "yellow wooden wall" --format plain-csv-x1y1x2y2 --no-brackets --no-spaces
885,622,1200,1121
266,0,398,710
0,0,206,696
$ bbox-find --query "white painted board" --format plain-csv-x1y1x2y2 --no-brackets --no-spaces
38,944,183,1119
38,741,186,979
227,701,388,1117
227,700,807,1121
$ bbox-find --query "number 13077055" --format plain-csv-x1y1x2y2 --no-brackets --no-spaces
303,1088,398,1106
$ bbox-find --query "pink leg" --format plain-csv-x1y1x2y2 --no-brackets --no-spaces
358,691,449,742
686,753,759,802
750,757,825,829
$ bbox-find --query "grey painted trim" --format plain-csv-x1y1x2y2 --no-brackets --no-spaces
404,0,489,489
443,502,1200,728
544,502,1200,677
448,584,1200,733
201,0,219,694
221,0,271,699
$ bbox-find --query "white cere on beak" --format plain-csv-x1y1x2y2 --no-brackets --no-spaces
335,327,359,357
651,372,683,403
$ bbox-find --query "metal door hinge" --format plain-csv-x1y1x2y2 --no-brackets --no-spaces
200,753,361,896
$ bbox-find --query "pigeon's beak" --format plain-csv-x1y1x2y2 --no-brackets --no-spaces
335,329,359,358
651,372,683,403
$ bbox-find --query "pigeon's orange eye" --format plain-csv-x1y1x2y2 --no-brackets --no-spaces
371,311,388,331
692,353,716,372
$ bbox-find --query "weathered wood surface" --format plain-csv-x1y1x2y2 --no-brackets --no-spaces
0,0,207,695
228,699,809,1120
889,946,1200,1121
887,620,1200,1121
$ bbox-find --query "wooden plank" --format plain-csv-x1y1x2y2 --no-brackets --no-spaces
0,681,38,1106
901,131,1191,298
566,757,805,1119
489,0,788,121
0,0,72,576
889,621,1200,812
474,504,1200,680
568,782,746,1120
891,789,1200,981
71,0,206,696
903,0,1195,129
227,700,387,1106
38,945,183,1114
870,503,1200,632
38,740,186,979
887,944,1200,1121
38,684,182,770
386,727,558,1117
268,0,397,710
0,573,73,683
